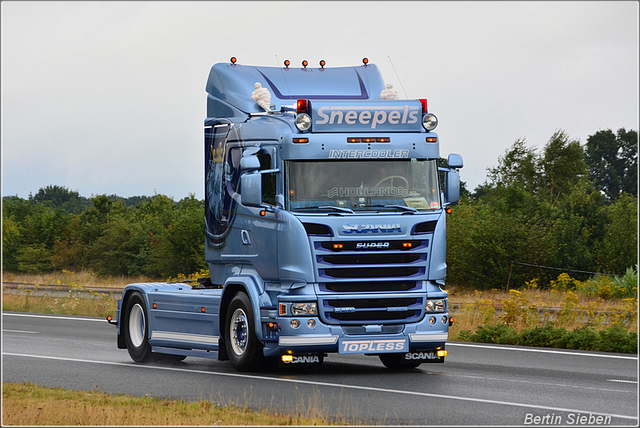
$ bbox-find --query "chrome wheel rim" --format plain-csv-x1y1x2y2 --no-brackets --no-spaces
230,308,248,355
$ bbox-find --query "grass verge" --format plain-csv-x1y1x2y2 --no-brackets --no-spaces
2,382,341,426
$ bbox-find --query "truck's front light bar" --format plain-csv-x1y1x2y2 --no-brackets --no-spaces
426,299,445,312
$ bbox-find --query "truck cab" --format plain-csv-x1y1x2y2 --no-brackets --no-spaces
115,58,463,371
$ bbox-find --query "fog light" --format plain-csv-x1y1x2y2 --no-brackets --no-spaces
295,114,311,131
437,350,447,357
290,319,300,329
307,319,316,328
282,355,293,362
429,316,436,325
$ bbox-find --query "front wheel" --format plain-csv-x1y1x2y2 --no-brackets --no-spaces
124,292,154,362
225,292,263,372
379,353,421,370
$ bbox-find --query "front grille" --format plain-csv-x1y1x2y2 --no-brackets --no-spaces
321,266,423,278
322,296,424,324
327,298,418,307
331,311,418,321
342,325,404,335
321,253,422,265
321,281,418,293
310,227,435,325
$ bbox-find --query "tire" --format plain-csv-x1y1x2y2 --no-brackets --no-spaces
379,353,421,370
124,292,154,362
225,292,263,372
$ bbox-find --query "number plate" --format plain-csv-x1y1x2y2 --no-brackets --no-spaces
338,337,408,354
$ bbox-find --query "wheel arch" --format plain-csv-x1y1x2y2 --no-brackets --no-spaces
117,283,166,348
219,276,267,344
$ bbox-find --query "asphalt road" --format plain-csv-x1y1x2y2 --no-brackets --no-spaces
2,312,638,425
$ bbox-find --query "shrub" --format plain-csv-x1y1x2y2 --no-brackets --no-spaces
461,324,519,345
518,323,568,348
596,324,638,354
610,266,638,299
563,325,599,351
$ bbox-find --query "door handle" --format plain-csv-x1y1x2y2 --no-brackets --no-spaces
241,230,251,245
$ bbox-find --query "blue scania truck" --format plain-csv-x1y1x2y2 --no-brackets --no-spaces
113,58,463,371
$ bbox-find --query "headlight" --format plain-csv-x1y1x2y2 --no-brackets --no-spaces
295,114,312,131
291,302,318,316
422,113,438,131
426,299,445,312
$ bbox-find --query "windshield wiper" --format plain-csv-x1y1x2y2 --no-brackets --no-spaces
294,205,355,214
360,204,418,213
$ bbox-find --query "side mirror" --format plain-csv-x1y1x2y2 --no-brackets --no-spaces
447,153,463,169
445,169,460,205
241,155,261,172
240,173,262,207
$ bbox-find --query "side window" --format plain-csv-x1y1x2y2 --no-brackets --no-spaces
257,150,276,206
226,147,243,196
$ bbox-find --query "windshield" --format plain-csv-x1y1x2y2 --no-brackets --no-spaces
286,159,441,212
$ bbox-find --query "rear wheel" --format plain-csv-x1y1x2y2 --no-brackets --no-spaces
379,353,421,370
124,292,153,362
225,292,263,371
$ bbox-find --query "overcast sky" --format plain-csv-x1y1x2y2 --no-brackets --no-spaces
2,1,638,200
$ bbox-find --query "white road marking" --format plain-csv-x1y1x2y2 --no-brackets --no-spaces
448,342,638,360
2,313,107,323
3,351,637,422
607,379,638,384
3,329,38,334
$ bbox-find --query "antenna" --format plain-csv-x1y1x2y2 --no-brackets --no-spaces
388,56,409,99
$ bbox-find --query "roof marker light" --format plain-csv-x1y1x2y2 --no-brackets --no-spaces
319,60,326,69
230,57,237,64
302,60,308,69
284,59,290,69
362,58,369,66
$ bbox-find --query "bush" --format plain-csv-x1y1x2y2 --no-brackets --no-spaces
563,325,599,351
459,324,519,345
575,268,638,300
518,323,568,348
457,323,637,354
610,266,638,299
596,324,638,354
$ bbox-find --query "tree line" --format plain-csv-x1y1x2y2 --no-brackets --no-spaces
2,128,637,287
447,128,637,289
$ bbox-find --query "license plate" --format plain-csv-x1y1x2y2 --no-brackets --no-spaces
338,337,408,354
